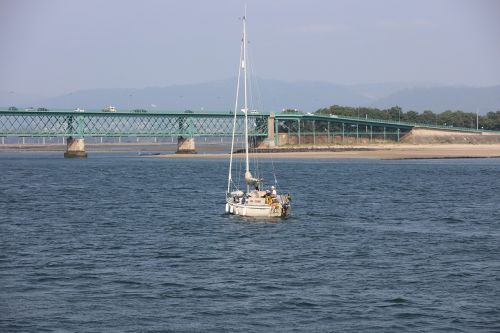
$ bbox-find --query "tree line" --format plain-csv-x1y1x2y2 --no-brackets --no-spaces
309,105,500,131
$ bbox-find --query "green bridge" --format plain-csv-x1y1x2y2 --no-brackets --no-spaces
0,108,492,157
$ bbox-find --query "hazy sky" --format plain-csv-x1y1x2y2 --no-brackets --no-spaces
1,0,499,96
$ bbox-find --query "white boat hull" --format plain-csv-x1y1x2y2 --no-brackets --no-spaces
226,200,290,218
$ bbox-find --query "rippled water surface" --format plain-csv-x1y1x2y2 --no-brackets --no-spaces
1,152,499,332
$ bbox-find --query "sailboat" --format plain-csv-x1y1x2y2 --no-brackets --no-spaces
225,15,291,218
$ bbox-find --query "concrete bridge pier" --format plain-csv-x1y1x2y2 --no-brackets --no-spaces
254,112,277,149
64,137,87,158
176,136,196,154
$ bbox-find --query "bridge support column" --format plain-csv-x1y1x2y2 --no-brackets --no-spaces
176,136,196,154
268,112,275,143
298,120,301,145
327,122,330,144
254,112,276,148
64,137,87,158
313,120,316,145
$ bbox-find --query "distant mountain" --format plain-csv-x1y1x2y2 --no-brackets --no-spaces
257,79,372,111
34,78,372,112
373,85,500,113
2,79,500,114
346,82,438,100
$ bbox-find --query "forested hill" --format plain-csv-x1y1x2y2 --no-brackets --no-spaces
315,105,500,131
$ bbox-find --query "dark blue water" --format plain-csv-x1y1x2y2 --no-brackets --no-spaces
1,152,499,332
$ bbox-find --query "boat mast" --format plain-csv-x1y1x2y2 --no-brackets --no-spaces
243,15,250,194
227,41,243,194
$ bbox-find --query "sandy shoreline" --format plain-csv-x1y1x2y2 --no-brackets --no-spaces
152,144,500,160
2,143,500,160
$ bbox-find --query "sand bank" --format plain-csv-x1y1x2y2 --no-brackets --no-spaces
153,144,500,160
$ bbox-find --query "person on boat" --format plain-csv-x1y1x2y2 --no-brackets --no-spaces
271,185,277,196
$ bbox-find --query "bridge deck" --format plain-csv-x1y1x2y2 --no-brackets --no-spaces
0,109,496,137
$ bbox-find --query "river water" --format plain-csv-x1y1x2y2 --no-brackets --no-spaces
1,152,499,332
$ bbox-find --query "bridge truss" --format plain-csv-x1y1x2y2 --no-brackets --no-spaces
0,111,268,138
0,109,487,144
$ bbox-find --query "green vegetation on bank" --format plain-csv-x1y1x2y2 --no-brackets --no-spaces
311,105,500,130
